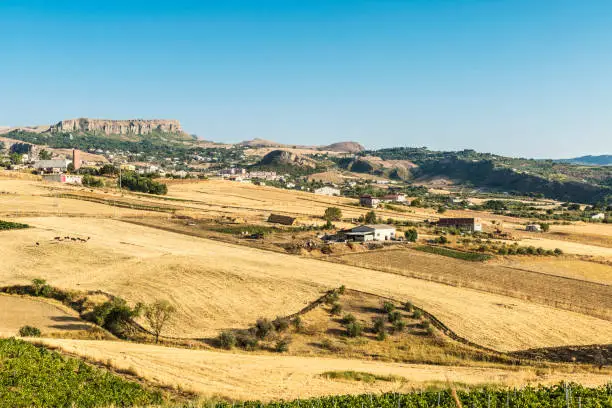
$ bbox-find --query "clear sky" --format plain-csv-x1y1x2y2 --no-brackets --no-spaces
1,0,611,158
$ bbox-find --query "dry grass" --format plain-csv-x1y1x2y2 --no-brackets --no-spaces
33,338,612,402
2,217,611,351
0,294,100,338
496,257,612,285
333,248,612,320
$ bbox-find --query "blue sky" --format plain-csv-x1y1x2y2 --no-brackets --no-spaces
1,1,611,158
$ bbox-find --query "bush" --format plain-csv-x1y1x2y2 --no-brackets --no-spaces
217,331,236,349
554,248,563,256
345,322,363,337
89,298,142,338
404,228,418,242
387,311,402,323
412,309,423,319
376,330,387,341
341,314,356,325
255,318,275,339
82,174,104,187
272,317,290,332
392,319,406,333
330,303,343,316
236,333,259,350
31,278,52,297
324,207,342,221
0,220,29,230
382,301,395,313
119,172,167,195
364,210,377,224
337,285,346,295
324,290,340,304
372,317,385,334
18,325,41,337
275,338,291,353
404,301,413,312
291,316,303,332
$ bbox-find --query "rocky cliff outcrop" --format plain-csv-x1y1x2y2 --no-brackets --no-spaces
258,150,318,169
50,118,182,135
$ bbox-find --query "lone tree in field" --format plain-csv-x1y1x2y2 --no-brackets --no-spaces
324,207,342,221
364,210,377,224
144,300,176,343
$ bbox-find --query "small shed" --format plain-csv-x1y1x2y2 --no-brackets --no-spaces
267,214,296,225
525,224,541,232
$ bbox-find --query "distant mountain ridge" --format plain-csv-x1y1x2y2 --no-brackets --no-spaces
237,138,364,153
51,118,183,136
556,155,612,166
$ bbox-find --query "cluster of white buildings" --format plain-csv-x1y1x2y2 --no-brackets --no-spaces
218,168,278,181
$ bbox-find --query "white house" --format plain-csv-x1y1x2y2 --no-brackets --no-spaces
344,224,396,242
314,186,341,196
591,213,606,220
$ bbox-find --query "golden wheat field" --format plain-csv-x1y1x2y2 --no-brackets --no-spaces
333,248,612,320
35,338,612,401
1,216,611,351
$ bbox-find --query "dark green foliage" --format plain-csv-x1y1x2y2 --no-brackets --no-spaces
38,149,52,160
404,301,413,312
324,290,340,304
340,314,356,325
18,326,41,337
31,278,52,297
323,207,342,221
0,338,162,407
272,317,290,332
414,245,492,261
404,228,418,242
539,222,550,232
364,210,377,224
236,333,259,350
392,319,406,333
217,331,237,349
345,322,363,337
255,318,275,339
387,311,402,323
89,298,142,338
337,285,346,295
119,172,167,195
275,338,290,353
372,317,385,334
81,174,104,187
375,330,387,341
208,383,612,407
382,302,395,314
0,220,29,230
330,303,342,316
291,316,303,332
413,309,423,319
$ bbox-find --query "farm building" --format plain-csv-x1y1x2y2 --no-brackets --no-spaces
437,217,482,232
267,214,296,225
314,186,341,196
360,195,380,208
342,224,396,242
33,159,71,173
382,193,407,203
591,213,606,220
525,224,541,232
42,174,83,185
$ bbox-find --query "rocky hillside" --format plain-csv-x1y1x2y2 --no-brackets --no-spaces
257,150,318,169
50,118,183,135
322,141,365,153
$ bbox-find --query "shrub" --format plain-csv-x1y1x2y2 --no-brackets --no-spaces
554,248,563,256
31,278,52,297
0,220,29,230
236,333,259,350
18,325,41,337
372,317,385,334
337,285,346,295
376,330,387,341
330,303,342,316
89,298,142,338
382,301,395,313
82,174,104,187
412,309,423,319
323,207,342,221
255,318,275,339
345,322,363,337
539,222,550,232
324,291,340,304
291,316,303,332
341,314,356,325
217,331,237,349
404,228,418,242
387,311,402,323
272,317,290,332
392,319,406,333
275,338,291,353
364,210,377,224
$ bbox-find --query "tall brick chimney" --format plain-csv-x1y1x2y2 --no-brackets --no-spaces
72,149,81,170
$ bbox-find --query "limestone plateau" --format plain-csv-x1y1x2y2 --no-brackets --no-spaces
51,118,182,135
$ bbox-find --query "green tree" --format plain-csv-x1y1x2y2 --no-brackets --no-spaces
38,149,52,160
539,222,550,232
364,210,377,224
323,207,342,221
9,153,22,165
143,300,176,343
404,228,418,242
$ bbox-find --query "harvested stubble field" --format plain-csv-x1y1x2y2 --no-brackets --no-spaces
2,217,612,351
496,257,612,285
0,294,96,337
332,248,612,320
34,338,612,402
